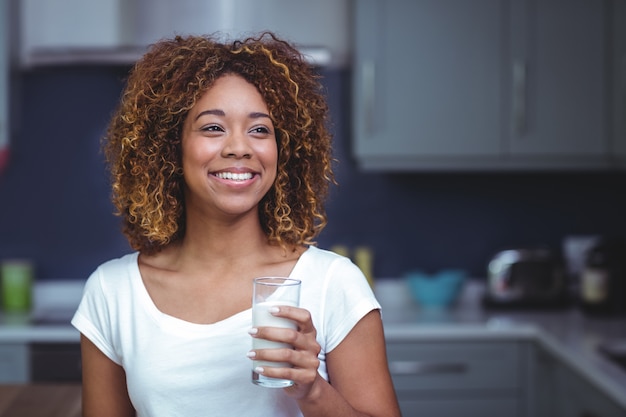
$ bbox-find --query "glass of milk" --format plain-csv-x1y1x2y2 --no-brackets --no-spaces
251,277,301,388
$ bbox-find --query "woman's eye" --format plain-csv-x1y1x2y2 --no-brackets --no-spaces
200,124,223,132
250,126,271,135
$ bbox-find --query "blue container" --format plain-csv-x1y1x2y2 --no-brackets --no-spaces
406,269,466,309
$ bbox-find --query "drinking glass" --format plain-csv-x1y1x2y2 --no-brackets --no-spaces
251,277,301,388
1,260,33,313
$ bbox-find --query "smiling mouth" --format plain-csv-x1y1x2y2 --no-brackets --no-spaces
214,172,254,181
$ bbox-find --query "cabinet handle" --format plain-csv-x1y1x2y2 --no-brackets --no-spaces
512,61,527,135
389,360,468,375
362,61,376,135
621,55,626,138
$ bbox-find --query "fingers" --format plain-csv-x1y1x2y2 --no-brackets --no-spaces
248,346,320,372
248,306,321,387
271,305,315,333
248,345,320,389
252,359,320,388
250,306,318,351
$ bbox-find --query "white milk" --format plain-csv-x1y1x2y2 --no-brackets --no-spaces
252,300,297,368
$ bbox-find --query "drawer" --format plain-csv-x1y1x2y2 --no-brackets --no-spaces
387,341,522,392
0,344,29,383
30,343,82,382
398,396,521,417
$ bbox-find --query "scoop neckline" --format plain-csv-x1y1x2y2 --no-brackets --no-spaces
128,246,313,333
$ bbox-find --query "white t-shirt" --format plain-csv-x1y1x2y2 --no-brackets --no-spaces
71,246,380,417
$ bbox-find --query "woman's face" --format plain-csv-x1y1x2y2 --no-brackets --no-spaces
181,74,278,219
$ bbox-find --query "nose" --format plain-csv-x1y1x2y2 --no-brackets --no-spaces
222,131,252,159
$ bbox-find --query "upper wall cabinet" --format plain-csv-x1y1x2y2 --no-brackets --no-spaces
0,0,9,174
352,0,613,171
18,0,137,66
612,0,626,166
18,0,350,68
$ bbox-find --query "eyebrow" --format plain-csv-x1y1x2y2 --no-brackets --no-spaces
194,109,271,121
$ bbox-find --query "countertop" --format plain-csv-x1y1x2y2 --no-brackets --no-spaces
0,279,625,409
377,279,626,410
0,280,82,343
0,384,81,417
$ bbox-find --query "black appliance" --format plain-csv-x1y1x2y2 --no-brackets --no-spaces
483,247,569,309
579,237,626,316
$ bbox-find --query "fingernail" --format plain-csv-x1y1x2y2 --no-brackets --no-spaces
248,328,258,335
254,366,264,374
246,351,256,358
269,306,280,314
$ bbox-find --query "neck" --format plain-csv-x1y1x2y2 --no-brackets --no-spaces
188,211,266,250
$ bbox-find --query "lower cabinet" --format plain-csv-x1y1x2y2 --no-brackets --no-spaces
30,343,82,382
556,365,625,417
386,340,526,417
0,343,81,383
0,344,29,383
530,344,625,417
387,339,626,417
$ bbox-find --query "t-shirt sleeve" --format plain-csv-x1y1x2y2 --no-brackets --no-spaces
71,267,122,365
322,256,381,353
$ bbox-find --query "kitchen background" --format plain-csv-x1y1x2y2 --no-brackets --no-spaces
0,0,625,282
3,4,626,415
1,65,625,281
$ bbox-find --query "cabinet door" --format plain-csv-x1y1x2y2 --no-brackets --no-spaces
399,398,520,417
509,0,607,158
21,0,131,49
19,0,134,66
387,341,522,391
387,341,523,417
528,343,559,417
30,343,82,382
555,362,625,417
353,0,506,170
529,342,626,417
0,0,8,169
0,344,29,383
611,0,626,164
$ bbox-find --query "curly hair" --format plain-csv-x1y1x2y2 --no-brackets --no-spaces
103,32,335,254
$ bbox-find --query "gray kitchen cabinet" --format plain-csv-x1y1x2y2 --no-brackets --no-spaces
18,0,136,67
0,342,82,383
528,344,559,417
352,0,610,171
509,0,606,161
0,0,8,161
611,0,626,166
352,0,505,170
386,340,526,417
18,0,350,68
555,364,625,417
30,343,82,382
529,343,625,417
0,344,29,383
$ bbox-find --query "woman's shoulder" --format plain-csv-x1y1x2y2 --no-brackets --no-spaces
86,252,139,290
302,245,353,266
94,252,139,275
298,246,362,279
302,245,334,259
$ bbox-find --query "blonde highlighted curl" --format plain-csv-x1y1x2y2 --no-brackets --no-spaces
104,32,335,254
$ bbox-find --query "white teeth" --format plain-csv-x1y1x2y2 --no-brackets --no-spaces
215,172,253,181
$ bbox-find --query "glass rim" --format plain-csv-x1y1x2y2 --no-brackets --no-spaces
253,277,301,286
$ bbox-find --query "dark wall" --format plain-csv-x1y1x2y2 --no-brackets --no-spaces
0,66,132,279
1,66,625,280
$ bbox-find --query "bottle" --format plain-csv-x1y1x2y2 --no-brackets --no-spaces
579,237,626,316
354,246,374,289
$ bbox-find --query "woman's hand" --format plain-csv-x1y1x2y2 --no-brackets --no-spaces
249,309,401,416
248,305,324,400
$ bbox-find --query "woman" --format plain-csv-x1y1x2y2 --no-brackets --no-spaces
72,32,401,417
